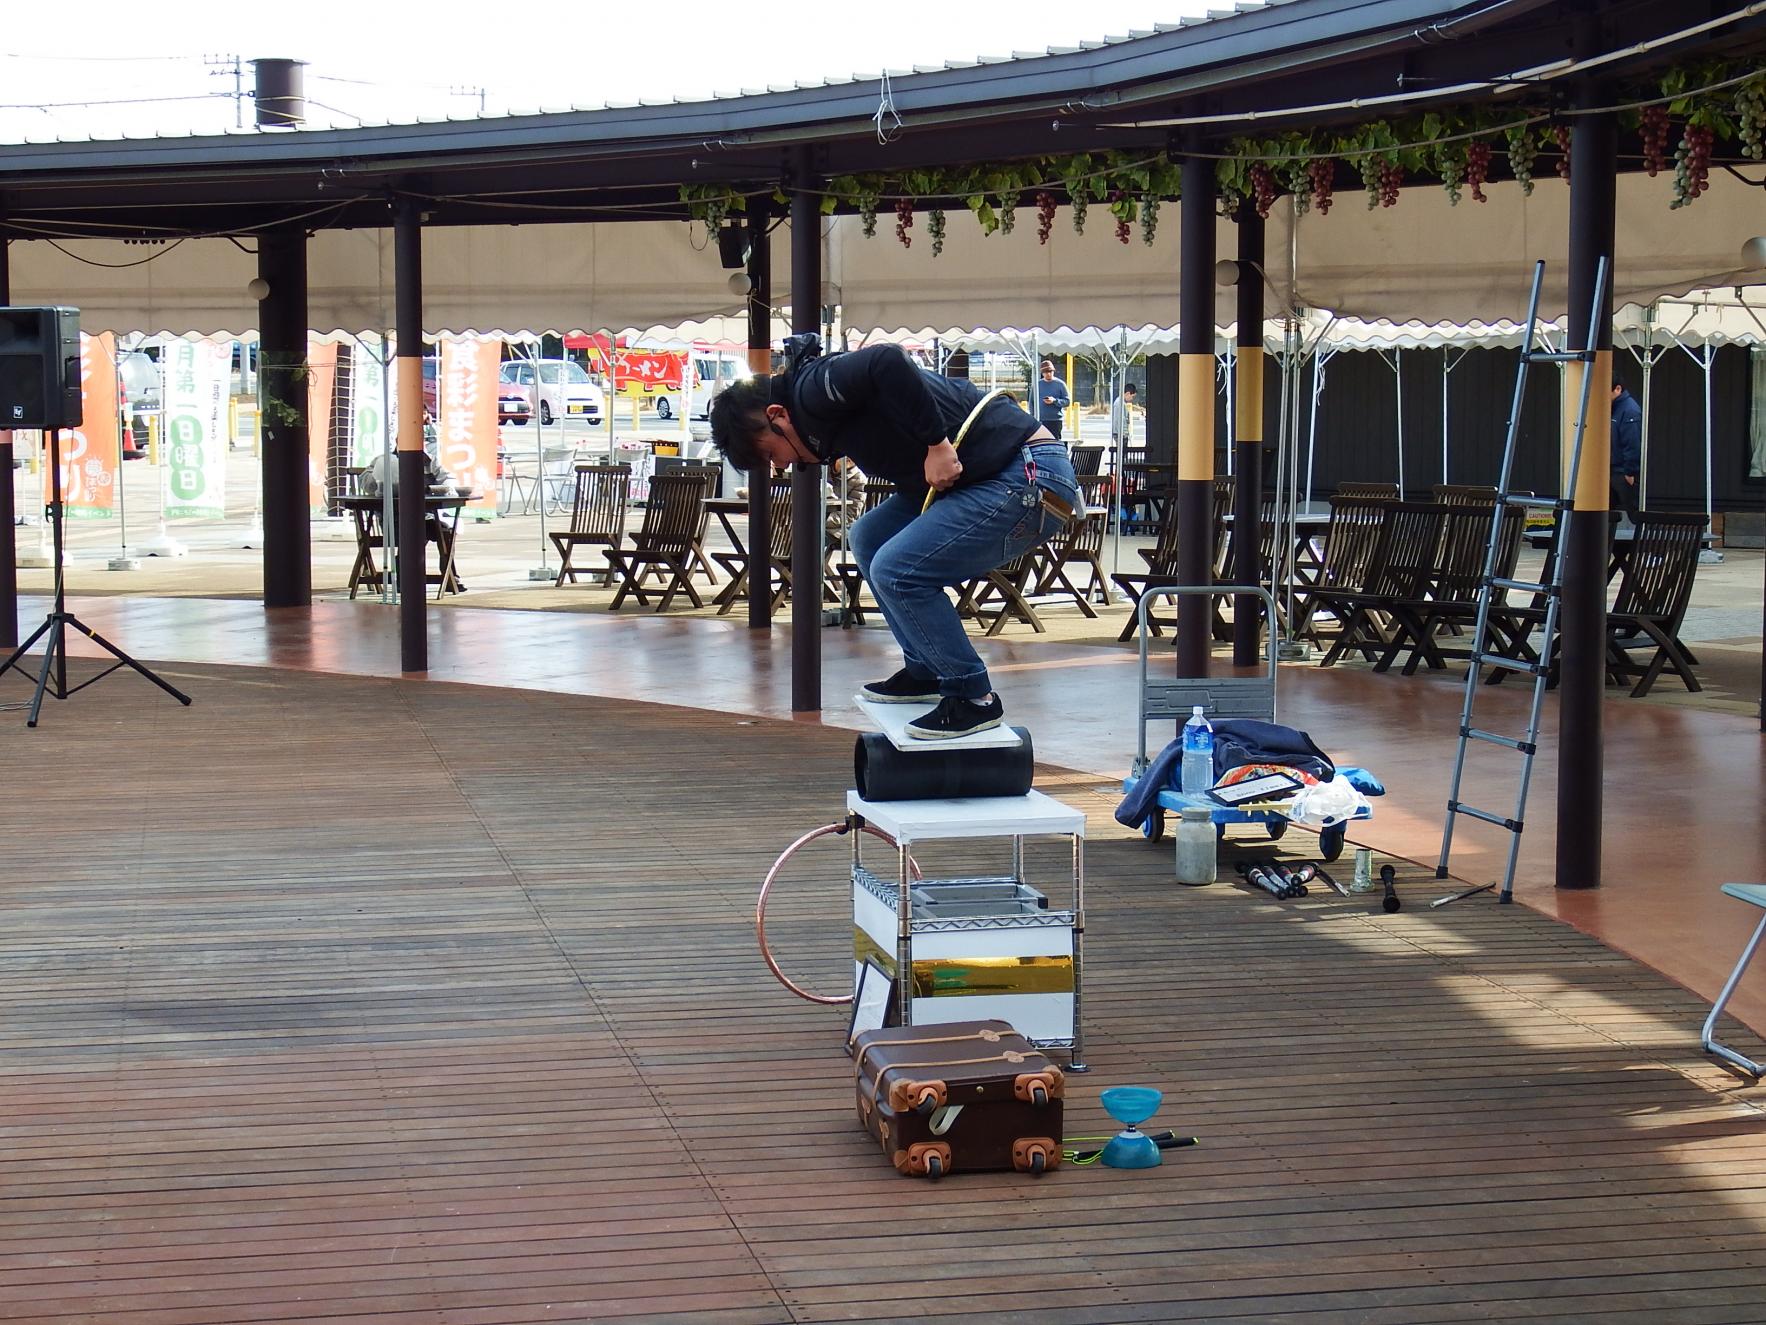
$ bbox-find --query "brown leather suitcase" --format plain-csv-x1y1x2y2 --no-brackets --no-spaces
852,1019,1064,1178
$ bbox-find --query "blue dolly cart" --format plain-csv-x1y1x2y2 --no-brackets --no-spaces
1121,585,1370,864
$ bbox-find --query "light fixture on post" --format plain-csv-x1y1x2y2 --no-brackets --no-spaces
1213,258,1241,286
727,271,753,297
716,221,750,270
1742,236,1766,270
247,277,271,301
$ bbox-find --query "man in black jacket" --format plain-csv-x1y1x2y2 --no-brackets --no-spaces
710,344,1080,740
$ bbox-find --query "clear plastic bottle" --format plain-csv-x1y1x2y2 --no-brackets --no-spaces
1173,806,1217,885
1180,706,1214,796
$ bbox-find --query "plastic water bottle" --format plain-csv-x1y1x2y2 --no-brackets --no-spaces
1180,706,1214,796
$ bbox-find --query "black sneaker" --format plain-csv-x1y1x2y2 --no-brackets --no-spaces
906,694,1004,741
861,667,941,705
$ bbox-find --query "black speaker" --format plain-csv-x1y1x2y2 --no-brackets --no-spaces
715,223,750,270
0,307,82,431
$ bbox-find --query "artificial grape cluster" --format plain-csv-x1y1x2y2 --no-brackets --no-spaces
1376,160,1403,207
1505,124,1537,196
1640,105,1673,177
894,197,914,248
927,207,947,256
1356,153,1383,209
857,187,881,239
1437,143,1467,205
1249,161,1278,218
1307,158,1334,214
1671,123,1716,207
1553,124,1572,182
1465,139,1492,202
1035,191,1058,245
1736,81,1766,160
1139,193,1159,245
999,197,1017,235
1107,190,1132,244
1280,158,1312,215
1070,193,1089,235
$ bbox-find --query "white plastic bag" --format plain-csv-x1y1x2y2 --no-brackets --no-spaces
1286,775,1370,828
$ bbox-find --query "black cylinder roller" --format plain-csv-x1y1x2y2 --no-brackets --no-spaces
854,728,1035,801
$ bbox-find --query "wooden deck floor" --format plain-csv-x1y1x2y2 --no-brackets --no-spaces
2,660,1765,1323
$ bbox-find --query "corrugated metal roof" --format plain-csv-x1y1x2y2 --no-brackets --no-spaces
2,3,1274,146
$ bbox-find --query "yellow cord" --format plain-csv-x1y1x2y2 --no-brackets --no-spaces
920,388,1009,513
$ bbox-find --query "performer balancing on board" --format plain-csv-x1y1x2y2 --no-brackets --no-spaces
710,341,1081,740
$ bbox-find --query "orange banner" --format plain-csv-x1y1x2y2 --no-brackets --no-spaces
437,336,500,517
306,339,339,514
48,333,119,518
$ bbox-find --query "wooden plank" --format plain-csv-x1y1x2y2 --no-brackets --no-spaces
0,658,1763,1324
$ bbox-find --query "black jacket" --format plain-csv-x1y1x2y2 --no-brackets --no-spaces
787,345,1040,496
1611,387,1643,476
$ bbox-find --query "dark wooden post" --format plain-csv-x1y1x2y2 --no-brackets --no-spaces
1557,72,1615,890
393,199,427,673
789,147,823,711
1175,138,1216,678
1232,206,1265,667
258,226,311,609
746,202,774,630
0,234,16,648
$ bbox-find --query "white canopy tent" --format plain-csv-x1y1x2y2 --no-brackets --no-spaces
12,168,1764,341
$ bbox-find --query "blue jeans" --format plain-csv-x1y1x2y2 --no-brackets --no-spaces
849,442,1081,701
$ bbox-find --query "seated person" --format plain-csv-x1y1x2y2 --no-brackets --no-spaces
357,424,464,589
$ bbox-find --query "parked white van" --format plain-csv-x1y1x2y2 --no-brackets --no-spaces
653,350,746,421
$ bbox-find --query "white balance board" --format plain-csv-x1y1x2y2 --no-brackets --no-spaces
853,695,1026,753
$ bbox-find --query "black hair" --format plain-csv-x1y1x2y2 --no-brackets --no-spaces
1123,382,1138,394
709,374,776,470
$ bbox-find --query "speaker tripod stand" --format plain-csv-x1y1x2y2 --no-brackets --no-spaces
0,428,191,727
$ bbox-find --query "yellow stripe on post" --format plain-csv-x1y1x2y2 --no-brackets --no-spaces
1562,350,1611,511
1178,352,1215,478
1235,346,1264,443
396,356,424,453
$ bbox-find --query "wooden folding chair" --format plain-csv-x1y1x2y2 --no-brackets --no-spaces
1431,483,1500,506
1314,501,1447,667
1334,481,1401,500
1033,506,1109,616
551,463,631,587
1376,501,1523,674
603,469,716,611
962,547,1048,636
1287,496,1389,643
1605,510,1706,696
830,479,896,624
716,479,793,616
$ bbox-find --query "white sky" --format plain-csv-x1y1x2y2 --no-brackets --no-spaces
0,0,1221,144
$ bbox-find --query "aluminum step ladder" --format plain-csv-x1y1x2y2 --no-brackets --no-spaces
1433,257,1608,908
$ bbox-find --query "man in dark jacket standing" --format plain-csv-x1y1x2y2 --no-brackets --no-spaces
1035,360,1070,440
710,343,1080,740
1611,379,1642,519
